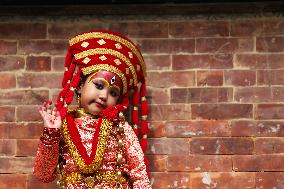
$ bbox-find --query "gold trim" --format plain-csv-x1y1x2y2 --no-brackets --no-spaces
63,171,127,184
75,48,137,87
62,118,113,173
82,64,127,94
69,32,146,76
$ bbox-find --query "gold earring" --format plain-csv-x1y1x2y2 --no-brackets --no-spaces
77,96,81,106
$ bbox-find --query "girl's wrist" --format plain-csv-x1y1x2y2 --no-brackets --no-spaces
40,127,60,145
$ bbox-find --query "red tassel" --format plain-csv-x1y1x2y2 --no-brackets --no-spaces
141,100,148,115
132,110,139,125
139,138,148,153
71,70,81,88
60,107,67,119
64,48,73,67
120,93,129,109
65,90,74,105
132,88,139,126
62,63,76,87
133,128,138,137
140,120,149,135
144,156,150,177
140,80,147,97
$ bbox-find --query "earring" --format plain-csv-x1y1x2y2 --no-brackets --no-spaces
77,95,81,106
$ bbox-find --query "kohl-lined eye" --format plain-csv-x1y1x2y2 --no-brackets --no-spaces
110,89,119,97
93,81,104,90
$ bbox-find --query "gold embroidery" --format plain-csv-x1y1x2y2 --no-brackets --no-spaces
82,64,127,94
69,32,146,76
62,118,113,173
74,48,137,86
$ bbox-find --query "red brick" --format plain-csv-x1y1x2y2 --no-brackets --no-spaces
171,88,218,103
173,54,233,70
235,53,268,69
138,39,195,54
0,122,43,139
143,55,171,71
233,155,284,171
147,71,195,88
231,20,261,36
0,40,17,55
16,139,39,156
17,73,62,89
192,104,253,120
0,106,15,122
224,70,256,86
232,121,284,137
26,56,51,71
197,71,223,86
52,56,65,71
147,155,167,172
16,106,42,122
27,174,57,189
169,21,229,37
255,138,284,154
168,155,232,172
190,138,253,155
217,88,233,102
150,104,191,121
0,90,49,105
0,157,34,173
0,56,25,71
196,37,253,53
48,21,108,39
147,87,170,104
235,53,284,69
191,172,255,189
256,104,284,120
148,121,166,138
151,172,190,189
0,174,27,189
257,37,284,52
109,22,168,38
148,138,190,155
0,23,46,39
235,87,272,103
256,172,284,189
231,19,284,37
18,40,67,55
257,70,284,85
0,139,16,156
272,87,284,102
0,73,16,89
166,120,231,137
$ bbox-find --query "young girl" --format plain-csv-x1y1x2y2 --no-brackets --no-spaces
34,30,151,189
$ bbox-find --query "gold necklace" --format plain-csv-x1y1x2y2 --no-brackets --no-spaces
75,108,97,119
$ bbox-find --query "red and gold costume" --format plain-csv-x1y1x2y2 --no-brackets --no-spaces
34,30,151,189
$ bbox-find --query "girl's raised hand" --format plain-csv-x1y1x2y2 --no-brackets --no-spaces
38,100,62,129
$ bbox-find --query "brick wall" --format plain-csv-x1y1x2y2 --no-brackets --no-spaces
0,15,284,189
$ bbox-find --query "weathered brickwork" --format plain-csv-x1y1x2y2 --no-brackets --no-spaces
0,15,284,189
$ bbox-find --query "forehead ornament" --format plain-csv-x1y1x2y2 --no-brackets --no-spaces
111,76,116,85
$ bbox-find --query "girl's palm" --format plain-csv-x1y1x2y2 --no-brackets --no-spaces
38,101,62,129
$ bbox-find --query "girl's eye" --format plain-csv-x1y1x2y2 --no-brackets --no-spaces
110,89,118,97
93,82,104,90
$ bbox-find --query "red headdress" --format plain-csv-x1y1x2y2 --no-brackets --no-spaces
56,30,149,167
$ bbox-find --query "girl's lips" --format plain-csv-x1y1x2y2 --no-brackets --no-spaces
95,102,105,108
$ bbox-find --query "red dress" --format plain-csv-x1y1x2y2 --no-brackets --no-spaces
34,111,151,189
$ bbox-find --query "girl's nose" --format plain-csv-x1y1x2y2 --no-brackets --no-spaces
99,89,108,101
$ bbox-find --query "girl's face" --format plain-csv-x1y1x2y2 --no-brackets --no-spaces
79,71,123,116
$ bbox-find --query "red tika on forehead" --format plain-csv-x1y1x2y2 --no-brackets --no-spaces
88,71,123,92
